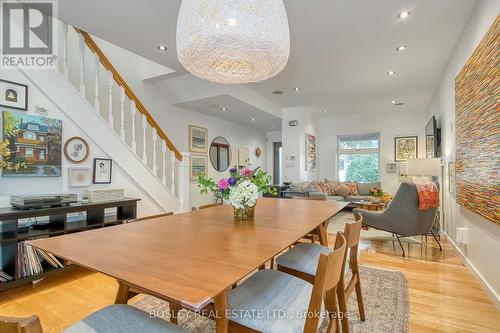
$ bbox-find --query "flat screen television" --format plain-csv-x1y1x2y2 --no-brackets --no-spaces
425,116,441,158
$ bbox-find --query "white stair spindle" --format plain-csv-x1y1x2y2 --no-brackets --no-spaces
93,53,100,113
170,151,176,194
107,71,114,127
152,129,158,175
62,23,69,79
78,33,86,97
142,115,148,163
130,100,137,153
162,141,167,186
120,86,126,140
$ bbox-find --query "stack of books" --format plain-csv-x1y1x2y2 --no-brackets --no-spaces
17,241,64,278
0,270,13,283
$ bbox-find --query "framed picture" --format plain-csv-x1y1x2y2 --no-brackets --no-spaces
68,167,91,187
93,158,113,184
394,136,418,162
305,133,317,171
189,125,208,154
0,79,28,110
386,163,397,174
190,154,208,181
64,137,89,163
448,161,455,195
2,110,62,177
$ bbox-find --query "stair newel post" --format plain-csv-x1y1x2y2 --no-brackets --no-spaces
78,33,86,97
130,100,137,154
170,150,176,194
107,70,114,127
141,114,148,164
62,23,69,79
152,128,158,175
93,53,100,113
178,152,191,212
120,86,126,141
162,141,167,186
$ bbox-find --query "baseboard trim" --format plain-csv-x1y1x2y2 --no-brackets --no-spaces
443,232,500,310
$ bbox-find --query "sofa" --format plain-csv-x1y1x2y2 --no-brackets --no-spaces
289,181,382,206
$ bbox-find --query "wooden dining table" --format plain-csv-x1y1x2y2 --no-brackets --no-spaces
30,198,348,332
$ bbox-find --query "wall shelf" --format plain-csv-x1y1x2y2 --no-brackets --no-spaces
0,198,139,292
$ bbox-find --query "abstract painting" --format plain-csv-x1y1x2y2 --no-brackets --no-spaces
394,136,418,162
305,133,316,170
455,15,499,225
2,110,62,177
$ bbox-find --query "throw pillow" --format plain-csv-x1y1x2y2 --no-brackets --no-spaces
304,181,322,192
317,181,326,193
334,184,350,197
342,182,358,195
323,179,338,195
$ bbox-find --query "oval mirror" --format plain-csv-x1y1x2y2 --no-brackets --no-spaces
209,137,231,172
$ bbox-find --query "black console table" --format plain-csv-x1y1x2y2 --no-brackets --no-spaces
0,198,139,291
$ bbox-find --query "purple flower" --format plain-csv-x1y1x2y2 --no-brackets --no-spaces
228,177,237,186
229,167,237,173
218,178,229,190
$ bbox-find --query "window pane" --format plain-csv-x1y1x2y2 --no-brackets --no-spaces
338,134,379,149
338,153,379,182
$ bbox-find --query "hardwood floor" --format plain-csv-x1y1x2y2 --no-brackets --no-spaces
1,236,499,333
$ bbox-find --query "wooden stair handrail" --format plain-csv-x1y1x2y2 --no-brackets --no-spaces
74,28,183,161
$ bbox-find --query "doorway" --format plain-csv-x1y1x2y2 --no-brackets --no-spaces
273,142,282,184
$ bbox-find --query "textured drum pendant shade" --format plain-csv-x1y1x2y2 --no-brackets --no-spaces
176,0,290,84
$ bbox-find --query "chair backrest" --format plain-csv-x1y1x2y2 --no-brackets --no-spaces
129,212,173,223
0,315,43,333
339,217,362,278
198,203,223,210
304,233,347,332
382,182,438,236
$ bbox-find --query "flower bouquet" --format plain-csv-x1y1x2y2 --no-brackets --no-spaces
198,167,276,221
370,187,384,204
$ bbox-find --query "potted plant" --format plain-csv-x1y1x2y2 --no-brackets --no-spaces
198,167,276,221
370,187,384,204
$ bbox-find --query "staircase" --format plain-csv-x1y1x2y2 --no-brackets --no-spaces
18,21,189,213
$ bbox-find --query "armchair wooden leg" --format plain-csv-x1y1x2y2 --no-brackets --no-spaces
336,281,349,333
354,271,366,321
395,235,405,257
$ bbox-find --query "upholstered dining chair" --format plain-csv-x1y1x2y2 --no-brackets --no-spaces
275,218,365,333
0,305,188,333
226,233,347,333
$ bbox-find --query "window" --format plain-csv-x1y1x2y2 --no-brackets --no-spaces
23,131,36,140
25,148,33,157
337,133,380,183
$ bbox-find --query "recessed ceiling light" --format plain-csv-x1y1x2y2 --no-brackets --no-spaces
221,107,227,111
157,45,167,51
386,70,396,76
323,109,327,113
397,11,410,19
293,87,301,91
272,90,283,95
396,45,407,51
392,100,405,106
251,118,255,122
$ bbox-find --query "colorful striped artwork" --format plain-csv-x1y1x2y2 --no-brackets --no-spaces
455,15,499,225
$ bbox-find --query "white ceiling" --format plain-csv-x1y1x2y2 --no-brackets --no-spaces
175,95,282,132
58,0,477,122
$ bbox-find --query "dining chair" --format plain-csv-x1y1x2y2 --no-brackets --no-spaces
275,218,365,333
0,305,188,333
226,233,347,333
198,202,223,210
128,212,173,223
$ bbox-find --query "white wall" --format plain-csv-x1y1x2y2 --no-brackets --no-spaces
92,37,269,208
282,107,318,182
427,0,500,308
317,111,428,194
265,131,282,182
0,69,164,216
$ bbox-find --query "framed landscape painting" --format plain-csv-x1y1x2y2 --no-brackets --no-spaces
189,125,208,154
394,136,418,162
2,110,62,177
190,154,208,181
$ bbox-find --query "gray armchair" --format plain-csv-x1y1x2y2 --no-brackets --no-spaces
353,182,440,257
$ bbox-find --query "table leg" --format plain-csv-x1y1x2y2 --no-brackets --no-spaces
114,281,130,304
317,223,328,246
214,290,228,333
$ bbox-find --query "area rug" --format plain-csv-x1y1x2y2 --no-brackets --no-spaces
329,211,421,244
132,266,409,333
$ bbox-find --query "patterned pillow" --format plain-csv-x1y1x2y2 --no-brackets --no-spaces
304,181,323,192
342,182,358,195
334,184,350,197
322,179,339,195
317,181,326,193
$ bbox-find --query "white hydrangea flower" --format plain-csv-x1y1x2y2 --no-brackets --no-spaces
226,180,259,209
